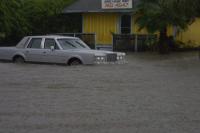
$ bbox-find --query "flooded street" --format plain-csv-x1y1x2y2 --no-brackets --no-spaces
0,52,200,133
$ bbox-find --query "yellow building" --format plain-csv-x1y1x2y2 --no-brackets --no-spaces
176,19,200,48
64,0,200,49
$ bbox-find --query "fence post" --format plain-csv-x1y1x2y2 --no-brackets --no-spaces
112,34,114,51
135,34,138,52
94,33,97,50
199,47,200,60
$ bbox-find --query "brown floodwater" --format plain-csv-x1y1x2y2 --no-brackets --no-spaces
0,52,200,133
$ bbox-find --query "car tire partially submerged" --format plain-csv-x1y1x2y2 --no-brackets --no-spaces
13,56,25,64
68,58,82,66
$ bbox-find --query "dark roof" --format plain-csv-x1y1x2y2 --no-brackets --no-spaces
63,0,139,13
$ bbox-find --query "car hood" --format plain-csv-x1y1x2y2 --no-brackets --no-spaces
71,49,125,56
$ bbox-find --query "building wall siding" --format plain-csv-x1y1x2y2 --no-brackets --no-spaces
83,13,200,47
83,13,119,45
132,15,148,34
176,19,200,47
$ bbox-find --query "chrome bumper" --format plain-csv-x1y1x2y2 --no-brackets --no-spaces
95,53,126,64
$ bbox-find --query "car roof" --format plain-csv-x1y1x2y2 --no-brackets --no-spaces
26,35,78,39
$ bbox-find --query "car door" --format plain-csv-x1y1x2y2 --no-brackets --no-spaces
42,38,66,63
25,38,45,62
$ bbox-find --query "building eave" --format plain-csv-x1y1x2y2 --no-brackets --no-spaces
63,9,136,14
63,0,139,14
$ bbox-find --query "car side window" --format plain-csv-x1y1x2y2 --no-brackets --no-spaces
27,38,42,49
44,39,58,49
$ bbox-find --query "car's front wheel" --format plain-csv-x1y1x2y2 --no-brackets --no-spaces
68,58,82,66
13,56,25,64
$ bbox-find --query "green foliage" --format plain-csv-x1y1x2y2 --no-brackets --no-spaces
0,0,28,37
0,0,79,45
135,0,200,53
135,0,198,33
22,0,80,34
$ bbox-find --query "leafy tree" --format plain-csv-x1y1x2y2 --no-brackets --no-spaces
0,0,29,41
0,0,79,45
24,0,80,35
135,0,199,53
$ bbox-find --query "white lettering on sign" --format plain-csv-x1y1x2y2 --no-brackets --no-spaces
102,0,132,9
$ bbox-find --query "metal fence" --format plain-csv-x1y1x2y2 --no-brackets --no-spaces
113,34,157,52
53,33,96,49
51,33,157,52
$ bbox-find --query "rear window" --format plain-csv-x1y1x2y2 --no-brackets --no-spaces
44,38,59,49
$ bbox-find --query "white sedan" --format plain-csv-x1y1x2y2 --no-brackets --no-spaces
0,35,126,65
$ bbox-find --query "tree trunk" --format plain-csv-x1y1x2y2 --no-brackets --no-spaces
158,27,169,54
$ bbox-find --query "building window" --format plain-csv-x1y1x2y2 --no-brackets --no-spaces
120,15,131,34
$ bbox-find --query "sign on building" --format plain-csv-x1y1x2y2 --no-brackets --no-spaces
102,0,132,9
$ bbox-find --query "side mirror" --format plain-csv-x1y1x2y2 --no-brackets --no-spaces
50,46,55,51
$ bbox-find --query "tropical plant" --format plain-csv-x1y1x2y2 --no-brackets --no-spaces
135,0,199,53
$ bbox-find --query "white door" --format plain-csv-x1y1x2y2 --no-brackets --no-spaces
25,38,45,62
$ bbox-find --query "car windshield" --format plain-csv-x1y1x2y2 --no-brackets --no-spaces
57,39,90,50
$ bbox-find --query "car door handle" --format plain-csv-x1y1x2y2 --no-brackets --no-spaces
26,51,29,53
43,51,46,54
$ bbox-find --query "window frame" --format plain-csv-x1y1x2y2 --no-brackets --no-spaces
27,38,43,49
44,38,59,50
120,14,132,34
